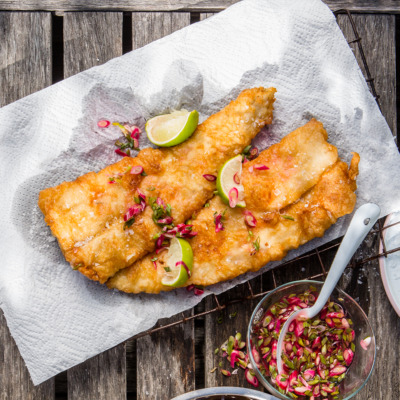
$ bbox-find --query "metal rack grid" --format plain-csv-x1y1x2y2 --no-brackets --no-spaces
130,9,400,341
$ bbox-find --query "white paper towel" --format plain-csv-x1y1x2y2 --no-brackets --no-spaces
1,0,400,385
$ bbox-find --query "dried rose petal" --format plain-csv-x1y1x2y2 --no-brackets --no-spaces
321,385,335,393
341,317,350,329
230,349,240,368
360,336,371,350
299,376,312,389
245,369,259,387
229,187,239,208
276,374,288,389
253,164,269,170
124,204,143,221
156,234,166,249
295,320,304,337
130,126,141,139
294,386,309,395
130,165,144,175
243,210,257,227
343,348,354,366
329,365,346,376
326,312,344,319
271,340,277,359
156,197,165,207
203,174,217,181
318,364,327,379
312,336,321,349
115,149,128,157
176,261,191,277
193,287,204,296
289,370,298,386
97,120,110,128
158,217,173,225
215,214,224,233
233,172,241,184
303,369,316,381
137,188,146,201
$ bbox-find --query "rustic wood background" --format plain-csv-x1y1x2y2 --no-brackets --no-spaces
0,1,399,399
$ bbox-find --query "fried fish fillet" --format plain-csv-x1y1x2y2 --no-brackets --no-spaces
242,118,338,211
39,87,276,283
107,120,359,293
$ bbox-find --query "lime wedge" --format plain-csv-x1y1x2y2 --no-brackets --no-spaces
145,110,199,147
161,237,194,287
216,154,246,208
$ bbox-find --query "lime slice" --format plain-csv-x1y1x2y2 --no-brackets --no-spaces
145,110,199,147
161,237,194,287
216,154,246,208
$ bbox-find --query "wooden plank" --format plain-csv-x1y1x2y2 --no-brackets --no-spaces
204,279,263,389
0,11,54,399
0,12,52,107
199,12,216,21
0,311,55,399
63,12,126,400
337,14,396,135
64,12,123,78
336,14,399,400
132,13,193,399
1,0,400,13
136,312,195,399
132,12,191,49
67,345,126,400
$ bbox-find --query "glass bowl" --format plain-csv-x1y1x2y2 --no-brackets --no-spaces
247,280,376,400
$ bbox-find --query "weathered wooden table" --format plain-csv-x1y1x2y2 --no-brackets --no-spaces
1,1,399,399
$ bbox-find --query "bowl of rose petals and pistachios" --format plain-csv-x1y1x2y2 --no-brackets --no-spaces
247,280,376,400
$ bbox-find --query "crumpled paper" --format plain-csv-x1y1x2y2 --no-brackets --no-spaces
0,0,400,385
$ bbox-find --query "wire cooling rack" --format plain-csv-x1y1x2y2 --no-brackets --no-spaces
131,10,400,340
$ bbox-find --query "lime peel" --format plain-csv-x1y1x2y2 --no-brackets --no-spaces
216,155,246,208
161,237,194,287
145,109,199,147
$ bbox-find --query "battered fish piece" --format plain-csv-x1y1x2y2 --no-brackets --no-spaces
107,122,359,293
39,87,276,283
38,155,157,254
242,119,338,211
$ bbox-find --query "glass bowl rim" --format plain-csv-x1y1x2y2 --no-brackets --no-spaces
246,279,376,400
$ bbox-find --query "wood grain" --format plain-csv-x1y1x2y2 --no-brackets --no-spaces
0,12,52,107
337,14,396,135
0,0,399,12
63,12,127,400
0,11,54,399
336,14,399,400
132,12,191,49
64,12,123,78
136,311,195,399
204,279,263,389
67,345,126,400
199,12,216,21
